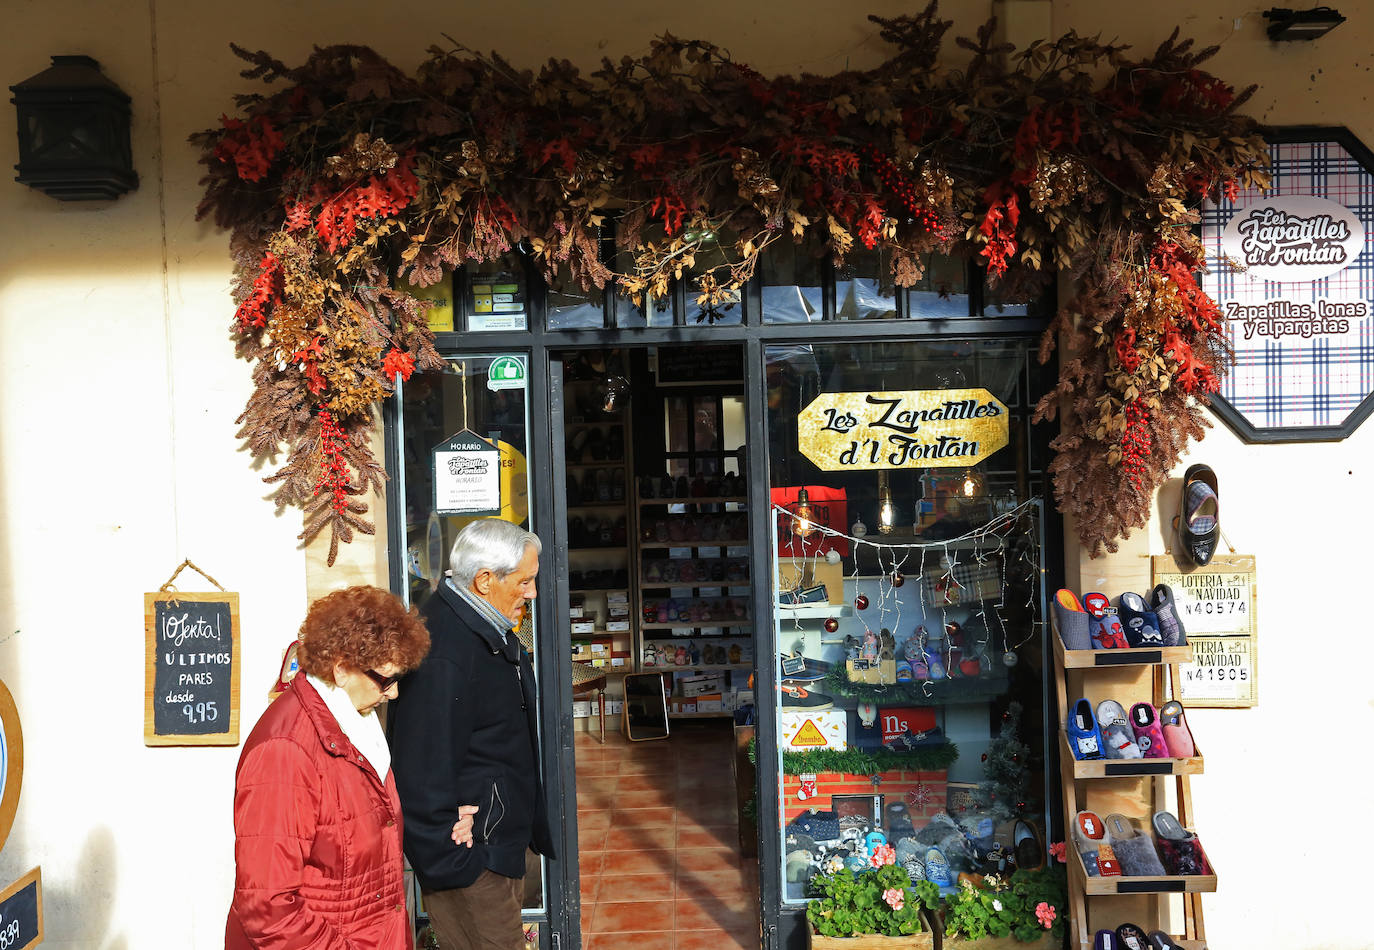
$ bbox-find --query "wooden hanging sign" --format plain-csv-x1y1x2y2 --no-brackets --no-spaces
0,680,23,852
144,561,241,746
1152,554,1258,708
797,389,1009,471
0,867,42,950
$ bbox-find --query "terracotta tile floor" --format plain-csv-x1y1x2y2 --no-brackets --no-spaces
575,721,760,950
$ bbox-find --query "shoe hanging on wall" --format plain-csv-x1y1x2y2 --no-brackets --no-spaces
1177,463,1220,566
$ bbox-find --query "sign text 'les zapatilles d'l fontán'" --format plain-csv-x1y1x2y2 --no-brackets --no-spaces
797,389,1009,471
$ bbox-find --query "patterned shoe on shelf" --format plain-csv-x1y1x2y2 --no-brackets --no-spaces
1149,583,1188,646
1159,700,1195,758
1117,591,1164,648
1129,702,1171,758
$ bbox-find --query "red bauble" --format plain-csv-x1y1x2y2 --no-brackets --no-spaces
1016,802,1026,811
824,617,839,633
855,594,869,610
891,572,905,587
981,753,988,762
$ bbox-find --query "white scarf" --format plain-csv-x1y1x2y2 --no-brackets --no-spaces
306,673,391,780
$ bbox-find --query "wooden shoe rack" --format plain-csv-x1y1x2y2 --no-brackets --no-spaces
1051,624,1216,950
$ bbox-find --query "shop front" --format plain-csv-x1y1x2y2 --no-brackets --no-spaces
385,250,1059,949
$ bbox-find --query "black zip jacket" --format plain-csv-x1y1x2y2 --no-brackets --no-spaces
387,583,555,890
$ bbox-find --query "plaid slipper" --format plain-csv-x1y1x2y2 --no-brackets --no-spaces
1149,584,1188,646
1117,592,1165,648
1179,463,1220,566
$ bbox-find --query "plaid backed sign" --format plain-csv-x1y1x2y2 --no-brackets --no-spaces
920,555,1002,606
1201,130,1374,438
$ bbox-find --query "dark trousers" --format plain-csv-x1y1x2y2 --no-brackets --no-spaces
422,869,525,950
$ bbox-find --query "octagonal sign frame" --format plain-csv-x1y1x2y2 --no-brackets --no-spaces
1201,126,1374,442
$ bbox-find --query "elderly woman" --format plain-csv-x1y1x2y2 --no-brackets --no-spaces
226,585,471,949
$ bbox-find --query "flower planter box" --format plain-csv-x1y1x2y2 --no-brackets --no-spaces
945,933,1057,950
809,931,936,950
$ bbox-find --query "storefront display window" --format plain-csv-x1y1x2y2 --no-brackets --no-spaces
764,340,1048,905
397,355,546,917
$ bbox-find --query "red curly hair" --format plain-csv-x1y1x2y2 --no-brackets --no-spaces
296,586,430,683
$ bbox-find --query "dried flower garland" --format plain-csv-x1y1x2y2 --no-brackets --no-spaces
192,3,1268,561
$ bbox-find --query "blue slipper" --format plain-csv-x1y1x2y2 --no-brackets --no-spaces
1067,697,1105,760
1117,592,1164,648
924,845,952,886
896,660,913,682
1094,930,1119,950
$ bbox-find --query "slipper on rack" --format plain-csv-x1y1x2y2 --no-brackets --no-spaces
1178,463,1220,566
1053,589,1093,651
1115,923,1151,950
1103,813,1166,876
1117,592,1165,648
1094,931,1119,950
896,660,913,683
1151,811,1212,876
1083,592,1128,649
923,649,946,680
1147,932,1186,950
1149,584,1188,646
1067,698,1106,760
1159,700,1196,758
1073,810,1120,877
1096,701,1142,759
1129,702,1171,758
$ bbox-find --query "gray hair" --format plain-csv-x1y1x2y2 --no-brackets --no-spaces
449,518,542,588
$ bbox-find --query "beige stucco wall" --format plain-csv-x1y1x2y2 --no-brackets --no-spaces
0,1,1369,948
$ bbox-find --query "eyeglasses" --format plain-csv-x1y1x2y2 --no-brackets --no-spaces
363,669,399,692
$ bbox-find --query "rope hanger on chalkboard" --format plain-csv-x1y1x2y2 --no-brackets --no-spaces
156,559,227,607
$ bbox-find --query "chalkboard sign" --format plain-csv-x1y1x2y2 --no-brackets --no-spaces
0,867,42,950
656,345,744,386
144,592,240,746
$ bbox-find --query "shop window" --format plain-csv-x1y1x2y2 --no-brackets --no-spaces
546,261,606,329
907,253,971,318
765,340,1047,905
759,238,827,323
836,247,900,320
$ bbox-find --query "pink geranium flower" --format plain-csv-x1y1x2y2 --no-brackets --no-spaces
883,887,905,911
870,843,896,867
1035,902,1057,928
1048,841,1067,863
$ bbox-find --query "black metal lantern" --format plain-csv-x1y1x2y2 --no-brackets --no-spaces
10,55,138,200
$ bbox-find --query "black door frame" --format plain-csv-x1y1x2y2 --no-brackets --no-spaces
383,267,1053,950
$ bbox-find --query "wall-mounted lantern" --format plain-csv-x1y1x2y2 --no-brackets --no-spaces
1262,6,1347,40
10,55,138,201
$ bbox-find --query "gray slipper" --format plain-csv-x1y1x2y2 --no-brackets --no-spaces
1104,814,1166,876
1053,589,1093,650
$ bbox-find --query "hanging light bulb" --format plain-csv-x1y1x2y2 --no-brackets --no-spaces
878,472,896,535
791,488,819,538
601,376,630,413
960,468,985,499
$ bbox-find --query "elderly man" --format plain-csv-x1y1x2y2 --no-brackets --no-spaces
388,518,555,950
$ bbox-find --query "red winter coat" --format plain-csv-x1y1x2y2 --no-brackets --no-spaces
225,677,411,950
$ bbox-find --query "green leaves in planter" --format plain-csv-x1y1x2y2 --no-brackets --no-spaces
782,744,959,776
940,866,1068,944
806,866,940,938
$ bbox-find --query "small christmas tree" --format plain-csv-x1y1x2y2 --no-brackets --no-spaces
971,701,1031,821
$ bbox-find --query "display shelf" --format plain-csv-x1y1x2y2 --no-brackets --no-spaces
638,538,750,550
640,621,752,630
1052,632,1194,669
1053,602,1213,950
1068,839,1216,896
775,604,849,618
1059,733,1204,778
668,710,735,719
637,495,748,506
645,663,752,672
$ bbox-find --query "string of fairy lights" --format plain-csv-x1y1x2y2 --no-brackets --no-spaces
773,498,1044,681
